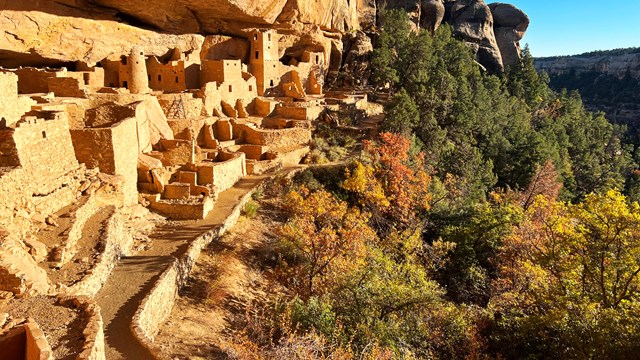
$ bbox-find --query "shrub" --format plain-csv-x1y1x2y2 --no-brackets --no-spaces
243,200,260,218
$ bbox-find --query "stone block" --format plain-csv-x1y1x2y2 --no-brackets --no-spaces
177,171,197,187
163,183,191,200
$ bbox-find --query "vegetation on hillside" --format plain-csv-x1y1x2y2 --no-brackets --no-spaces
219,10,640,359
536,46,640,61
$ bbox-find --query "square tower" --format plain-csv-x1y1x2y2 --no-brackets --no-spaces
249,29,279,65
249,30,281,96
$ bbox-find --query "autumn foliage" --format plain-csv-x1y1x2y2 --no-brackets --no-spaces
343,132,432,228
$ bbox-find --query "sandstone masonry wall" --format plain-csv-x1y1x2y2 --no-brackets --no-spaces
58,296,106,360
70,117,139,205
0,73,36,126
66,210,133,297
131,180,263,359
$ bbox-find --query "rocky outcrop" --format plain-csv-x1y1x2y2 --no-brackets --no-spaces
0,0,528,77
535,52,640,80
489,3,529,68
446,0,502,72
67,0,373,34
0,5,203,68
381,0,528,72
535,49,640,126
338,31,374,87
422,0,446,33
382,0,444,32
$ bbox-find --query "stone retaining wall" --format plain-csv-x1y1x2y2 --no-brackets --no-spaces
24,321,53,360
58,295,105,360
0,319,53,360
66,209,133,297
233,122,311,148
131,180,264,359
59,195,100,266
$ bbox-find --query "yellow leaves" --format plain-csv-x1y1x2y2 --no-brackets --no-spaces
342,161,390,209
279,187,378,298
495,188,640,312
343,133,434,227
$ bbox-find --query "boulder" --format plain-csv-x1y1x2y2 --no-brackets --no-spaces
446,0,504,72
421,0,446,33
489,3,530,68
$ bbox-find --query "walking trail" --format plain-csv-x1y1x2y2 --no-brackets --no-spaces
96,175,269,360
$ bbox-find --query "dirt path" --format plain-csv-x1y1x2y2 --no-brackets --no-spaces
96,175,269,360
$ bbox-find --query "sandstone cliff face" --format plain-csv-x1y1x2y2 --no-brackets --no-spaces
535,52,640,80
83,0,370,34
0,0,528,79
535,50,640,126
489,3,529,69
382,0,528,72
0,3,204,68
0,0,376,80
446,0,502,72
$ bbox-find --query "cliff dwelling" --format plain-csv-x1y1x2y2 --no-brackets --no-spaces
0,0,539,358
0,6,376,358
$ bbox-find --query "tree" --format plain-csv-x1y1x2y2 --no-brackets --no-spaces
370,9,410,89
491,190,640,358
380,88,420,135
279,188,377,297
343,133,431,229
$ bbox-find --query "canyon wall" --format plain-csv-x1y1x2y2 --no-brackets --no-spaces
0,0,527,76
535,49,640,127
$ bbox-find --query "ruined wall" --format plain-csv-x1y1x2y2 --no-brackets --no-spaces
147,58,186,93
0,73,36,126
5,112,80,188
0,111,85,230
157,94,205,120
7,68,60,94
0,320,53,360
70,117,138,205
197,152,246,193
234,123,312,148
47,77,88,98
57,296,106,360
200,60,258,113
0,233,49,296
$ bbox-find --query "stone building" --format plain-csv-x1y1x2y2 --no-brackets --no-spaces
119,46,150,94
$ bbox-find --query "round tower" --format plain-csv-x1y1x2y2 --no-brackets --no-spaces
129,46,149,94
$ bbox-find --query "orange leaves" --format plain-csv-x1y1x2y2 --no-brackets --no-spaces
346,132,432,227
279,188,377,298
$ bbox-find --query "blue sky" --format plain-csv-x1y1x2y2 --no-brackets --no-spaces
503,1,640,57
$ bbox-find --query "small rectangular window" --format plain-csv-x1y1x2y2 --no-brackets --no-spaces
255,51,259,59
41,131,46,139
249,85,253,91
175,76,179,83
158,75,162,82
229,85,233,92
